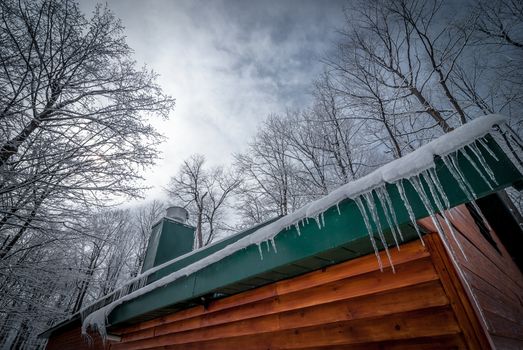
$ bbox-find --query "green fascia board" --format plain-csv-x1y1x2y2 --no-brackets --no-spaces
108,136,522,326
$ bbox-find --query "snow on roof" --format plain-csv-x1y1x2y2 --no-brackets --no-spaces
82,114,516,338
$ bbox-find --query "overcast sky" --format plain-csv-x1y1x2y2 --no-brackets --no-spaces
81,0,347,199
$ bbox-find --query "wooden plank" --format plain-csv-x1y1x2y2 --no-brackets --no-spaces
301,334,467,350
114,239,428,336
275,240,428,295
127,307,461,350
424,233,492,350
461,265,522,310
420,206,523,291
418,211,522,298
141,335,467,350
484,310,523,340
490,335,523,350
448,233,523,299
473,288,523,327
141,279,445,345
117,258,439,344
420,205,523,349
448,205,515,275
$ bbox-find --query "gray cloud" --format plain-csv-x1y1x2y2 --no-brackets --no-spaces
80,0,346,198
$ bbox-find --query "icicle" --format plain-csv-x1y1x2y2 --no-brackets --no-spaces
379,186,404,242
313,215,322,229
362,192,395,273
395,180,424,245
427,167,450,210
491,126,523,174
294,223,301,236
477,137,498,161
375,186,401,250
467,142,498,185
442,154,476,201
270,238,278,253
459,148,494,190
257,243,264,260
409,174,456,251
442,153,491,225
320,212,326,228
420,172,467,259
354,196,383,271
336,202,341,215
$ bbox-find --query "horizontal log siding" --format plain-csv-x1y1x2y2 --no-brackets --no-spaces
48,205,508,350
101,239,475,350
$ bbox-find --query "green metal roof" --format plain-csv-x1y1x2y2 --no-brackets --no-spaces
41,130,523,338
107,134,522,327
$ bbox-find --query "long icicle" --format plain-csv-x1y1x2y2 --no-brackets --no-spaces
396,180,424,245
408,175,453,258
354,196,383,271
427,167,450,210
419,171,467,259
379,186,404,242
446,153,477,198
363,192,395,273
477,137,498,161
443,154,492,225
459,148,494,190
467,142,498,185
375,186,401,249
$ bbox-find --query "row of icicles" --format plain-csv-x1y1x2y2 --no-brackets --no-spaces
258,125,521,274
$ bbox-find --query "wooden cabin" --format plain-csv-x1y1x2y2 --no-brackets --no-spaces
41,116,523,349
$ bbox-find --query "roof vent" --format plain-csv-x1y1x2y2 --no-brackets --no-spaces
165,206,189,224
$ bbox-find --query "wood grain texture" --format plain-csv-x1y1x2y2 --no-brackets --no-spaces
419,204,523,349
100,239,472,350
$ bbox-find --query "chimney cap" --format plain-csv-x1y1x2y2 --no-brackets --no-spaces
165,206,189,224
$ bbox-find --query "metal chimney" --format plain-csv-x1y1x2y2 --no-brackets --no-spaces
165,206,189,224
141,206,194,275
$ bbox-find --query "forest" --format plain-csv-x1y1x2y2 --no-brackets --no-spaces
0,0,521,348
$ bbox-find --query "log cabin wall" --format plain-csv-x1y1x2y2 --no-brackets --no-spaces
46,203,521,350
419,204,523,349
47,238,489,350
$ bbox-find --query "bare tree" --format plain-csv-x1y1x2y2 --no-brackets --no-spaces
0,0,174,259
328,0,474,137
166,155,241,248
234,115,303,220
0,0,173,346
129,200,166,277
472,0,523,48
